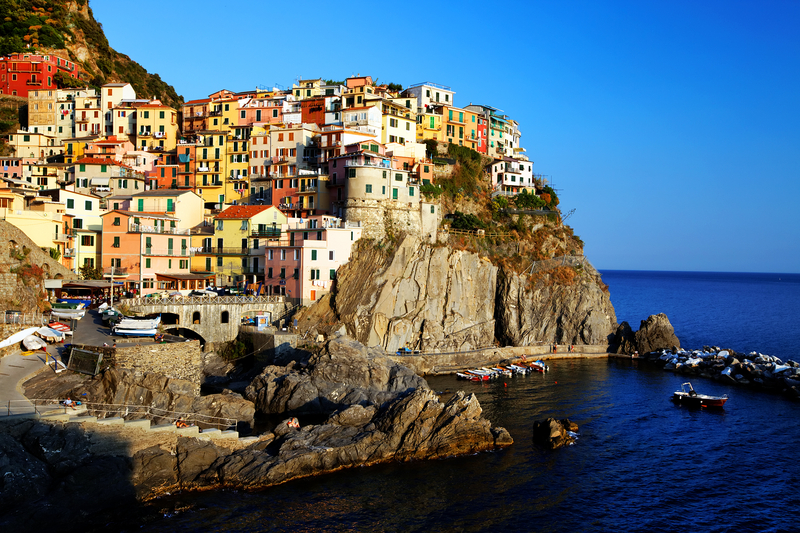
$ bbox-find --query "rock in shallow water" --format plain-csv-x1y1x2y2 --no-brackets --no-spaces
532,418,578,450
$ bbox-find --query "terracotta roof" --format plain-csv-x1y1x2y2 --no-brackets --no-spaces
216,205,272,219
184,98,211,105
74,157,132,169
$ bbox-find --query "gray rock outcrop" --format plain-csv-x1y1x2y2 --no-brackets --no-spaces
634,313,680,354
495,262,616,345
327,235,617,351
33,367,256,429
245,335,428,416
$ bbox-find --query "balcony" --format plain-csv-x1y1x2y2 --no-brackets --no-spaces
26,79,43,86
63,248,76,258
103,266,133,275
250,228,281,238
128,223,191,236
143,247,193,257
299,184,318,193
154,132,166,139
241,267,265,275
198,247,249,255
53,233,72,242
138,130,152,137
344,159,391,169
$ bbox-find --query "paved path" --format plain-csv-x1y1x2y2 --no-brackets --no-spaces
0,347,63,415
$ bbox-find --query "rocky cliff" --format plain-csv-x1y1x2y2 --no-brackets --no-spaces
302,234,616,351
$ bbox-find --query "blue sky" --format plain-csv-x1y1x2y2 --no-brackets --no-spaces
91,0,800,273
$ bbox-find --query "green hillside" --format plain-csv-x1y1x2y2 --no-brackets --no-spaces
0,0,183,108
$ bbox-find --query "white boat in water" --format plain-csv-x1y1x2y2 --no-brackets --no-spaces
114,316,161,330
112,327,158,337
23,335,47,351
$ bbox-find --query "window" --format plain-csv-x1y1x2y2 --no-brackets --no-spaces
216,220,223,231
409,187,415,197
145,258,151,268
112,217,120,226
317,231,322,240
85,200,92,210
395,173,402,181
293,268,299,279
111,258,121,268
67,199,74,209
431,205,435,214
329,250,335,261
73,219,83,229
83,258,94,268
81,235,94,246
382,185,386,195
392,188,398,200
112,236,120,248
217,257,223,267
330,269,336,280
280,267,285,279
366,184,372,194
311,250,317,261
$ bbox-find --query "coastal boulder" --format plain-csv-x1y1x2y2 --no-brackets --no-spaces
634,314,680,354
613,321,637,354
532,418,578,450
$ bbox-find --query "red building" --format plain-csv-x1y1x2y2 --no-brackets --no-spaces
0,53,79,96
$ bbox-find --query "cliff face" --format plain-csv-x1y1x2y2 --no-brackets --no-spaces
495,259,616,345
332,236,498,352
318,235,616,351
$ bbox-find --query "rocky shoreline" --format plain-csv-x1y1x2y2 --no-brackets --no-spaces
638,347,800,400
0,335,511,530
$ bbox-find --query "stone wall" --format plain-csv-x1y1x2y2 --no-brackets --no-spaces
0,220,77,313
344,199,424,241
70,340,204,394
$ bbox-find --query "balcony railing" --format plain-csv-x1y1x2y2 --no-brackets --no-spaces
196,247,251,255
138,130,152,137
63,248,76,258
103,267,132,275
344,159,391,169
241,267,265,275
128,223,191,236
143,247,193,257
250,229,281,238
53,233,72,242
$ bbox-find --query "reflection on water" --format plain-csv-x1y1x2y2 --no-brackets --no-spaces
118,359,799,533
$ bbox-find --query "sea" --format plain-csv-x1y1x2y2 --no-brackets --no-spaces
105,271,800,532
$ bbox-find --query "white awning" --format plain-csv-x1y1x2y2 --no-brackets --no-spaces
91,177,110,185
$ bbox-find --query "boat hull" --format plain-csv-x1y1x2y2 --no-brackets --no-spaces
672,392,728,408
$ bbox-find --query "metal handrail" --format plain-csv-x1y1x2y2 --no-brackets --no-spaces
124,294,286,306
0,398,237,430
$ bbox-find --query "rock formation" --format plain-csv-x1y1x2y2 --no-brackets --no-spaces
314,235,617,351
26,367,256,430
245,335,427,416
532,418,579,449
635,313,681,353
0,387,511,527
495,261,616,345
651,348,800,399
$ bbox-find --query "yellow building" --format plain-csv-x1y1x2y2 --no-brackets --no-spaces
133,100,179,151
195,131,228,205
209,205,287,286
292,78,323,100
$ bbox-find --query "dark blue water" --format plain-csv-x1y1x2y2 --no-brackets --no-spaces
602,270,800,360
116,271,799,532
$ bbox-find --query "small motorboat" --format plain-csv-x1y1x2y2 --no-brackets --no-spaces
112,327,158,337
528,360,549,373
672,382,728,408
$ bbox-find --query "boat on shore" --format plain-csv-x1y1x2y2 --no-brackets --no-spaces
23,335,47,351
672,382,728,408
112,327,158,337
50,308,86,320
113,316,161,330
